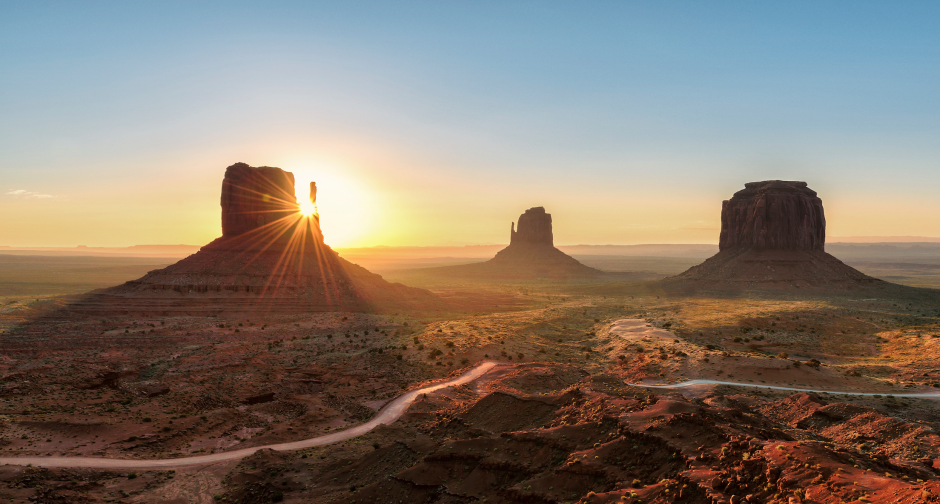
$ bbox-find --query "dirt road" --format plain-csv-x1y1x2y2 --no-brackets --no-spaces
0,361,499,469
629,378,940,398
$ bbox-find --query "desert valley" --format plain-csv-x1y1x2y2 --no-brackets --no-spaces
3,4,939,503
0,165,939,504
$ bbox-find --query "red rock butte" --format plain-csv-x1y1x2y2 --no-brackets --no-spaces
67,163,440,316
719,181,825,251
671,180,881,290
435,207,600,279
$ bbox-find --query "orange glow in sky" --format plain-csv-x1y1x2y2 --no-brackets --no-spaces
290,166,380,248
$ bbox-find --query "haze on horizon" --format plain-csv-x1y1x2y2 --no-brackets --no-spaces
2,1,939,248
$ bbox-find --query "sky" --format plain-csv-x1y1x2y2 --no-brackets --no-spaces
1,1,939,248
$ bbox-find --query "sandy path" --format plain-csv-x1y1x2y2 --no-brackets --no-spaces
0,361,499,469
608,319,677,343
627,379,940,398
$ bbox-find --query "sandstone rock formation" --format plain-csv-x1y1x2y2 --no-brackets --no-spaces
432,207,601,280
671,181,881,290
220,163,299,237
719,180,825,251
69,163,440,316
510,207,553,246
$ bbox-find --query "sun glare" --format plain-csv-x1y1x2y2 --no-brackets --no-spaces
291,167,376,247
298,199,317,217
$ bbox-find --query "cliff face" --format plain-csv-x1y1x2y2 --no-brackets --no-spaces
510,207,554,246
719,180,826,251
221,163,299,237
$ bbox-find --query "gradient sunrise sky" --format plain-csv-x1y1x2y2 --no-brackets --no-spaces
2,1,939,248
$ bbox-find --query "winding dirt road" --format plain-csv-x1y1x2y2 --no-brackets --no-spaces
628,379,940,398
0,361,499,469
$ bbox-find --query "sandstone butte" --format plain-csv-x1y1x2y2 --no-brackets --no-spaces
436,206,601,280
670,180,882,290
67,163,441,316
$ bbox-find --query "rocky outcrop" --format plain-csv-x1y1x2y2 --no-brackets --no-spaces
510,207,553,246
670,181,882,291
719,181,825,251
430,206,600,280
67,163,441,316
221,163,299,237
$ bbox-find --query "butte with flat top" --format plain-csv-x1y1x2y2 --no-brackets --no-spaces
669,180,881,290
66,162,441,316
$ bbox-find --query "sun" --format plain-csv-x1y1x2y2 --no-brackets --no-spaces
291,167,376,247
298,199,317,217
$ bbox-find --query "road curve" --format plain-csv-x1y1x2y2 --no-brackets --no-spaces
0,361,500,469
627,379,940,398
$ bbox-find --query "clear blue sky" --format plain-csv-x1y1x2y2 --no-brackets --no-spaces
2,1,939,246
